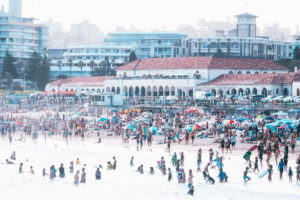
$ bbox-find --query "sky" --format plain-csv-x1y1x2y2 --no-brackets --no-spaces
0,0,299,33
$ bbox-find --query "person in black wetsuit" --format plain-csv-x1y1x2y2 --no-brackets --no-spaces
59,163,65,178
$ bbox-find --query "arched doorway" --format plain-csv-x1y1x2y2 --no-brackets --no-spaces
129,87,133,96
116,87,120,94
171,86,175,96
147,86,151,96
153,86,158,96
141,86,146,96
123,86,128,96
238,88,244,96
159,86,164,96
211,89,217,96
188,89,193,97
111,87,115,93
245,88,250,95
164,86,170,96
252,88,257,95
231,88,236,95
283,88,289,96
135,86,140,96
177,89,183,97
262,88,267,97
297,88,300,96
218,90,223,97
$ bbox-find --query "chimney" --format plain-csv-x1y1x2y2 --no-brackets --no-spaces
295,66,298,73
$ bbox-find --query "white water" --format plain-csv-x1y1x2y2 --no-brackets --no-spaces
0,137,300,200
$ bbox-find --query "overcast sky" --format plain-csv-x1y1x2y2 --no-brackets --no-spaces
0,0,299,33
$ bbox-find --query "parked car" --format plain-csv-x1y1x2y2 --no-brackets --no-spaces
282,96,293,103
251,95,264,102
261,96,274,103
271,96,284,103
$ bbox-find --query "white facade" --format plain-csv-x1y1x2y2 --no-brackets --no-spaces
50,45,134,77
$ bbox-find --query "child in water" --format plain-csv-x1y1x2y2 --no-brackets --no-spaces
187,185,194,196
74,170,80,185
150,167,155,175
130,157,134,166
168,168,172,181
107,161,113,170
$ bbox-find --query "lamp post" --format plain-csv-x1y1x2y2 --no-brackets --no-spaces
23,74,27,94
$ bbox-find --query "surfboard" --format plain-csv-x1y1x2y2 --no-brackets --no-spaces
258,169,269,178
243,145,258,160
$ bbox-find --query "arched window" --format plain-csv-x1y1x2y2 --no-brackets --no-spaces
229,71,233,75
246,71,251,74
237,71,242,74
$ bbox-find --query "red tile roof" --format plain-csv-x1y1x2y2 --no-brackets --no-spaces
50,76,114,87
200,73,296,86
117,57,288,71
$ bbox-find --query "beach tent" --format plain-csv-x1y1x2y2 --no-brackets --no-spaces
273,111,288,118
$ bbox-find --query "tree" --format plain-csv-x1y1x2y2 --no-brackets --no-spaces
78,60,84,76
91,60,116,77
294,46,300,60
57,60,63,73
215,47,224,57
67,58,73,77
25,51,50,91
55,74,68,80
88,60,96,74
37,53,50,90
2,51,18,78
129,50,138,62
25,51,41,84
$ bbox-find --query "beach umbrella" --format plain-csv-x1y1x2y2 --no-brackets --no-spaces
184,108,199,113
236,117,249,122
264,116,275,120
257,114,265,119
193,124,201,130
150,127,158,134
229,119,235,125
98,117,107,122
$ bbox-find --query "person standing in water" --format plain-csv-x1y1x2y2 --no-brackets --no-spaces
95,168,101,180
19,163,23,173
243,167,251,183
187,185,194,196
59,163,65,178
168,168,173,181
187,169,194,188
74,170,80,185
254,157,259,174
130,157,134,166
69,161,74,173
30,166,34,174
80,168,86,183
112,156,117,170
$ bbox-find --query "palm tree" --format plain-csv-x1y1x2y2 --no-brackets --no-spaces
57,60,62,73
78,60,84,77
67,58,73,78
88,60,96,75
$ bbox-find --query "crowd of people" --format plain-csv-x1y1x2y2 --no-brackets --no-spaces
1,98,300,196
